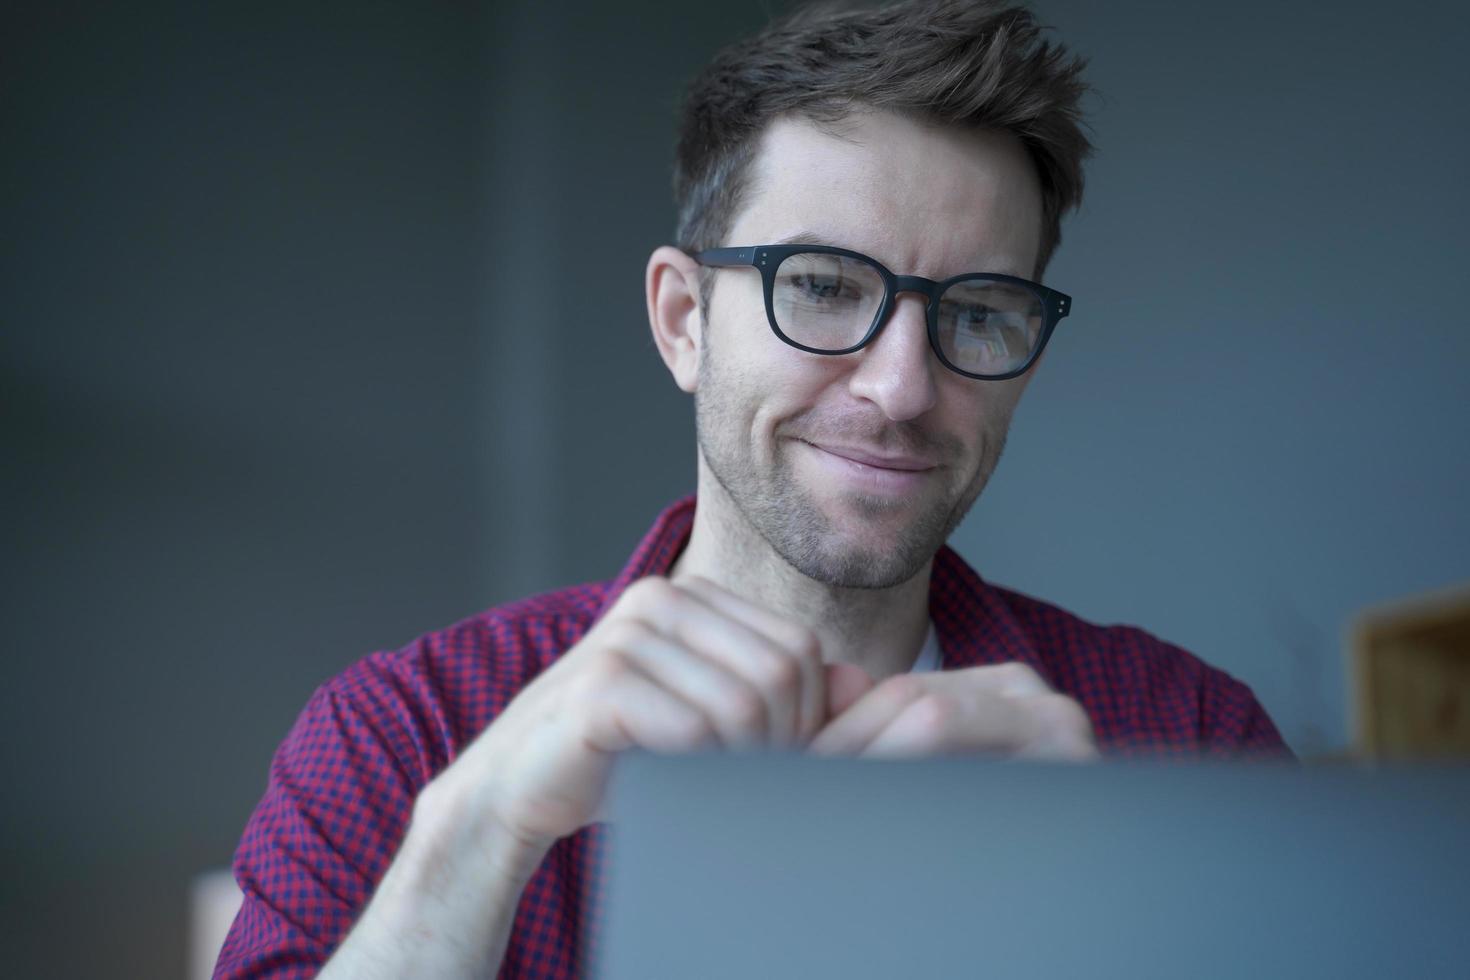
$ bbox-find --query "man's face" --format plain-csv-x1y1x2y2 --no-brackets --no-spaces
694,110,1045,589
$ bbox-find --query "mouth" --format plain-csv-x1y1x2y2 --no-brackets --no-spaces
797,439,938,495
800,441,938,472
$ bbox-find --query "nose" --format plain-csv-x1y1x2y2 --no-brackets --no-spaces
846,293,940,421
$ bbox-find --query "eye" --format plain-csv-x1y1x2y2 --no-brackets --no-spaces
941,300,995,329
789,273,848,300
959,305,992,326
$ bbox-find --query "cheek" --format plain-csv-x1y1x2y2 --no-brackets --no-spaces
708,299,837,419
699,319,797,458
707,288,781,378
944,378,1028,458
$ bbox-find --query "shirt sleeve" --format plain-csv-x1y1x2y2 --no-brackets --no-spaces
214,668,426,979
1199,668,1295,759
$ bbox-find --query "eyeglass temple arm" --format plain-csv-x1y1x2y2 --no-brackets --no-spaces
692,247,758,267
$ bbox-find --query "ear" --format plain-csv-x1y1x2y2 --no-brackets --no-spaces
645,245,705,394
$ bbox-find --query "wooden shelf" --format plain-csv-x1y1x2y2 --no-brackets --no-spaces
1352,581,1470,759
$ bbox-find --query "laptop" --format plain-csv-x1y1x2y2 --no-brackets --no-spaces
596,753,1470,978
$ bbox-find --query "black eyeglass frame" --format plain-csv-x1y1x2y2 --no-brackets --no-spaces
693,244,1073,381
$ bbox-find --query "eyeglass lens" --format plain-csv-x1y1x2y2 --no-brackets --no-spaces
771,251,1044,376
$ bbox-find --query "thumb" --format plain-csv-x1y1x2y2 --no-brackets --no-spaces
824,662,875,719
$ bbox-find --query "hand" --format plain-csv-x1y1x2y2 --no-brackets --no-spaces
808,662,1099,761
427,575,867,859
329,576,871,980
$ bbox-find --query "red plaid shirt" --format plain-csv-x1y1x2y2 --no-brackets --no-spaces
216,496,1288,979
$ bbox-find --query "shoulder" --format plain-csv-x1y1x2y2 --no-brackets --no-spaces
985,581,1210,684
984,581,1290,758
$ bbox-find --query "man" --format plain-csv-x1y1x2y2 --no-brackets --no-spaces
216,1,1288,977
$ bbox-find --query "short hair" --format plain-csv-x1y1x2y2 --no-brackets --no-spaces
673,0,1093,281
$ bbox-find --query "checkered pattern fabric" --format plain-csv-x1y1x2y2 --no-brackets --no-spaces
215,496,1288,978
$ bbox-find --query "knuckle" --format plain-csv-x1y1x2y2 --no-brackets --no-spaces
997,661,1039,685
722,686,767,730
910,693,957,732
583,650,627,689
877,674,925,704
619,576,676,612
785,625,822,662
675,713,715,748
599,616,653,650
752,651,801,693
1036,693,1091,734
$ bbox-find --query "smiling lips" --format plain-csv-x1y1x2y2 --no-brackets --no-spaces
806,441,935,470
799,439,938,494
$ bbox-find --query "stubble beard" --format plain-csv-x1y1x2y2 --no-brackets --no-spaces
694,345,1007,590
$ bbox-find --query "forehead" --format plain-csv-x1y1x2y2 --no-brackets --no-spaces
729,111,1043,280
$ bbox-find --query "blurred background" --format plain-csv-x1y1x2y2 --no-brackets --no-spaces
4,0,1467,976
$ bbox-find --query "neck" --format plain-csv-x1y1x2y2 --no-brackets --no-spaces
670,478,933,681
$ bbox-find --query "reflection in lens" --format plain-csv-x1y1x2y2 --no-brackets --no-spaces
935,279,1041,376
772,252,884,351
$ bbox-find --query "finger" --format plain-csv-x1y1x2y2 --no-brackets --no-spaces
808,675,928,756
824,662,875,718
584,659,717,755
858,692,1000,758
678,577,825,742
973,661,1051,698
633,581,798,746
860,690,1090,760
612,624,768,749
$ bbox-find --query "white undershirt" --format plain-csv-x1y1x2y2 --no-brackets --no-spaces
909,622,942,673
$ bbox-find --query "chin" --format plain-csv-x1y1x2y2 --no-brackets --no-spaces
782,543,917,590
777,505,946,589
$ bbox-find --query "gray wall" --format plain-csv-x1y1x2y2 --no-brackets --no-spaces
5,4,486,977
967,0,1470,756
4,1,1466,976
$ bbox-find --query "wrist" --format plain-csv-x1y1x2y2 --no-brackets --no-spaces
328,775,545,978
408,774,551,889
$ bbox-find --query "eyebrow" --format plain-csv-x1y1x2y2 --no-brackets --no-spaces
773,230,833,247
769,231,1030,280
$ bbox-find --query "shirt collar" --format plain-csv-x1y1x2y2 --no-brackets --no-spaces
593,495,700,622
594,495,1044,676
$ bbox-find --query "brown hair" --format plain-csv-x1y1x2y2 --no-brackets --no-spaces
673,0,1093,281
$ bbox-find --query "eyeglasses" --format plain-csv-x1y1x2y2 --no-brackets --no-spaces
693,244,1072,380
